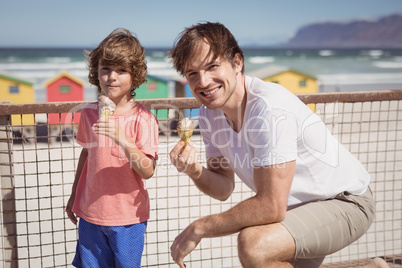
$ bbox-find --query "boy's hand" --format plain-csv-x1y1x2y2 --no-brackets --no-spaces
92,117,126,146
65,195,78,225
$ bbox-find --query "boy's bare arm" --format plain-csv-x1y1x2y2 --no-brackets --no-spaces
92,119,156,179
123,143,156,179
66,147,88,225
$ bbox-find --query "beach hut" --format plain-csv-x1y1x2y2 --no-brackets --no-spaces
166,74,199,119
136,74,174,120
44,72,85,124
163,77,200,131
247,65,318,110
0,72,35,125
183,82,200,118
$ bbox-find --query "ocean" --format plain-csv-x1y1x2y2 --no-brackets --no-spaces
1,47,402,102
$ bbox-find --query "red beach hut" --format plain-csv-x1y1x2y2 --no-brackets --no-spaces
45,72,85,124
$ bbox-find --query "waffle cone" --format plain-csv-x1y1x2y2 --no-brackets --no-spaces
178,129,193,145
99,108,113,119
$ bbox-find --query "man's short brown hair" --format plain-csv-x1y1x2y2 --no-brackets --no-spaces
169,22,244,76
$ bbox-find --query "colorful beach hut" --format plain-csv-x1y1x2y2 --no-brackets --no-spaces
44,72,85,124
136,74,174,120
0,72,35,125
247,65,318,110
183,82,200,118
166,74,199,119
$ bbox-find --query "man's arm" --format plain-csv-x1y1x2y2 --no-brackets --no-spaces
195,160,295,235
170,141,235,201
170,160,295,267
193,156,235,201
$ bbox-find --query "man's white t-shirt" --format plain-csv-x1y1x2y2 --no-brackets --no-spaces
199,76,370,207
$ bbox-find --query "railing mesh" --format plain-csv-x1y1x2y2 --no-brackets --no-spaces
0,91,401,267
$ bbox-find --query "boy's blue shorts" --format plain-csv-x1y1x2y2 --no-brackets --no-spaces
72,218,147,268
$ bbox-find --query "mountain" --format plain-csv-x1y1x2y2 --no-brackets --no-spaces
284,13,402,49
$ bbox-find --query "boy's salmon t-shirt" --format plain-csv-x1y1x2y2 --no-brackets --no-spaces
73,101,159,226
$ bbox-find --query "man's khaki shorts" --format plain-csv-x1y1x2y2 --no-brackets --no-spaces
281,187,375,267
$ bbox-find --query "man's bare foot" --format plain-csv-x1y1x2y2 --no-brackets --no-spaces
364,257,389,268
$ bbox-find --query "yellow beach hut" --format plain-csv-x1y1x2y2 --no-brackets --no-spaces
247,65,317,110
0,72,35,125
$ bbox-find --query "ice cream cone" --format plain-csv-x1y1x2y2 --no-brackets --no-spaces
178,129,193,145
99,108,113,119
98,96,116,120
177,118,194,146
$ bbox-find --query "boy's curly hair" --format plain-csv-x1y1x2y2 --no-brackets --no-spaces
85,28,147,95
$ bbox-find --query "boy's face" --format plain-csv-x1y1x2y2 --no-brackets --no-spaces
184,42,242,110
98,64,132,100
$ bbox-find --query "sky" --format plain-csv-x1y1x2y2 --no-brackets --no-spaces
1,0,402,48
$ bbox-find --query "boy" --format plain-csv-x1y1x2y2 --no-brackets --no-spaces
65,28,158,267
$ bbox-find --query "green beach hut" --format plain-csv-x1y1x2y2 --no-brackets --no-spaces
135,74,174,120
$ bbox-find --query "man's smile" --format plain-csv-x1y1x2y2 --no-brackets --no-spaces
200,86,221,96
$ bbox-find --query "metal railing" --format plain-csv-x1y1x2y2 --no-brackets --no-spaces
0,91,401,267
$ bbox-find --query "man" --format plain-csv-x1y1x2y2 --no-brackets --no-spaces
169,22,386,268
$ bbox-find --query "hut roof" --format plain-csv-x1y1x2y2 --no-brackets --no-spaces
0,72,34,85
43,71,86,87
247,65,316,80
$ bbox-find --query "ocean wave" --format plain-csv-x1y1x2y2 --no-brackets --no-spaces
319,50,335,57
148,69,180,78
0,60,172,73
248,56,274,64
150,51,166,58
372,61,402,69
44,57,72,63
360,50,384,58
0,62,86,70
147,61,172,69
2,52,402,90
317,72,402,85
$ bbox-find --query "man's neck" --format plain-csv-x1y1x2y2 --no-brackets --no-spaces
221,75,247,132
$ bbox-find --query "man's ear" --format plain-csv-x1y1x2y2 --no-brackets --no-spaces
234,53,243,74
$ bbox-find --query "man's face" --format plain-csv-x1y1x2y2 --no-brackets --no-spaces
184,42,242,110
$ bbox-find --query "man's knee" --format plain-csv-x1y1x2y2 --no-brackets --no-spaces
237,224,296,265
238,227,263,265
237,226,272,262
237,227,256,258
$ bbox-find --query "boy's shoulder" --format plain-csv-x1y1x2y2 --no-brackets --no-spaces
82,101,98,111
80,101,99,119
135,101,156,119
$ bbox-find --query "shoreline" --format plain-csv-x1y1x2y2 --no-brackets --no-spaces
31,81,402,103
